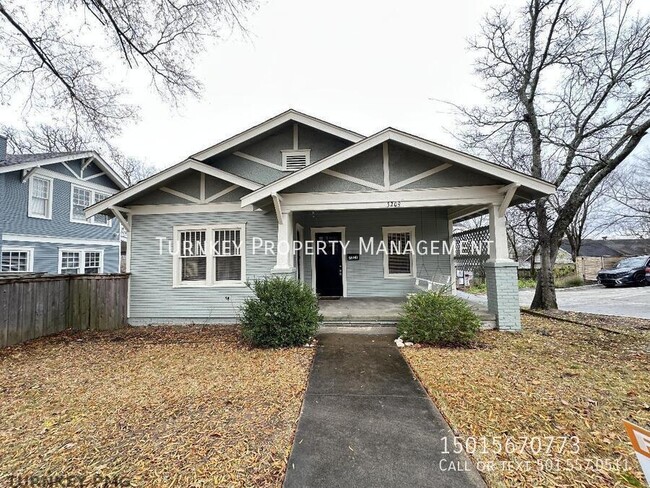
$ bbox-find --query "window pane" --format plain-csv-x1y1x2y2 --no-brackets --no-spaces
61,251,81,274
30,177,50,217
1,251,29,272
85,252,101,274
387,232,412,275
215,256,241,281
214,229,241,256
93,193,110,224
182,257,207,281
72,187,91,221
180,230,206,281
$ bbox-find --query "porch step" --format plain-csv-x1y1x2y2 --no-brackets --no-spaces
321,319,398,327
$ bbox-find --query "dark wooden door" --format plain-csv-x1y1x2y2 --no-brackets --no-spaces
315,232,343,297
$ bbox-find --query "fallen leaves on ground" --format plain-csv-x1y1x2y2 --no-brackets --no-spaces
402,315,650,488
0,326,314,487
527,309,650,332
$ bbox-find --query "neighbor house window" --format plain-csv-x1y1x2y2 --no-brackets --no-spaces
174,225,245,286
383,226,416,278
59,249,104,274
71,185,112,225
28,176,53,219
1,248,33,272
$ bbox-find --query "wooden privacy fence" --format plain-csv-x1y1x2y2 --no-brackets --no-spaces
0,274,129,347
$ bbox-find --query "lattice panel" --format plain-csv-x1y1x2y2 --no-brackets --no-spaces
453,226,490,276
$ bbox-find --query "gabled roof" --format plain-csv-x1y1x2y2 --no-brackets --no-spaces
0,150,127,189
241,128,556,207
85,158,262,217
191,109,365,161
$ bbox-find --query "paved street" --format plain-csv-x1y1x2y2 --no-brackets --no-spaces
518,285,650,319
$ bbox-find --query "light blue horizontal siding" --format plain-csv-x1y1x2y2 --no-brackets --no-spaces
129,211,278,323
297,208,450,297
1,240,120,274
2,166,120,241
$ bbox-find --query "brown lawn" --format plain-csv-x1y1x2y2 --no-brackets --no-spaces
402,314,650,488
0,326,314,487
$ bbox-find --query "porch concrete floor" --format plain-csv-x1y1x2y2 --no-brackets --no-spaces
318,295,496,328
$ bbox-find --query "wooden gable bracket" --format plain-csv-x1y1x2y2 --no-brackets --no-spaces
110,206,131,232
498,183,520,218
81,157,94,171
271,193,283,224
21,166,40,183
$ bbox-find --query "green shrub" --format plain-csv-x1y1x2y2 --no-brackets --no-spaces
465,282,487,294
518,278,537,289
397,290,480,347
555,274,584,288
240,277,322,348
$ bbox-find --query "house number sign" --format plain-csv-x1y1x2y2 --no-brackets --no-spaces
387,201,402,208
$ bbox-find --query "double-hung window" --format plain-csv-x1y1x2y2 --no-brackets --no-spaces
383,226,416,278
71,185,111,225
59,250,103,274
28,176,53,219
174,224,245,286
1,248,33,273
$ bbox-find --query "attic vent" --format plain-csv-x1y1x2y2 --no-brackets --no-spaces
282,149,311,171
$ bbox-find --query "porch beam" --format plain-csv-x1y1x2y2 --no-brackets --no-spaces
448,205,488,221
281,185,504,212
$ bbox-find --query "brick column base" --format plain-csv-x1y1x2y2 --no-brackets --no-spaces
485,260,521,331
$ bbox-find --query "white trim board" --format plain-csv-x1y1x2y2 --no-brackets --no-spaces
310,226,347,298
126,203,259,215
0,151,127,189
191,109,364,161
85,159,262,219
3,233,120,247
241,129,556,207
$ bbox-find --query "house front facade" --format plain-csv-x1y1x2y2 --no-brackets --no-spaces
87,110,555,330
0,137,126,275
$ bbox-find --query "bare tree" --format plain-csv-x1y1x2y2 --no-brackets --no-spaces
459,0,650,309
607,156,650,237
3,123,155,185
0,0,255,138
564,181,613,260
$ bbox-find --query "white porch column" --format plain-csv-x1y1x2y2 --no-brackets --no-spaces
272,210,297,278
485,203,520,331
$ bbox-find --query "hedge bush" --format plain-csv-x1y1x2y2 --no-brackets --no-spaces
397,290,480,347
240,277,322,348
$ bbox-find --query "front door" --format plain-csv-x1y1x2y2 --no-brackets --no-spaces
314,231,343,297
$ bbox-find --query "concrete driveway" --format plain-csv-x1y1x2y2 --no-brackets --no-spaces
518,284,650,319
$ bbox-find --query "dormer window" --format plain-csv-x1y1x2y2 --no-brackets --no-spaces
282,149,311,171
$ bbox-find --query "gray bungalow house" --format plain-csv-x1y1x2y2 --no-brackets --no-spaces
87,110,554,330
0,136,126,275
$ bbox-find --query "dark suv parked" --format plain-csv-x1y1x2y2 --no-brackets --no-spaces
597,255,650,287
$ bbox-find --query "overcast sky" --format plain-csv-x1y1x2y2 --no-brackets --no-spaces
112,0,523,169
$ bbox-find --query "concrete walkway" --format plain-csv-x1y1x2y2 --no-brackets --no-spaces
283,332,486,488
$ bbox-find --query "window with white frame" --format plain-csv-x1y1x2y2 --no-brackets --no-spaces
1,248,33,272
383,226,416,278
59,250,103,274
29,176,53,219
174,225,245,286
71,185,111,225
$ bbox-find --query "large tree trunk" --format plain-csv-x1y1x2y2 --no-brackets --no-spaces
531,198,558,309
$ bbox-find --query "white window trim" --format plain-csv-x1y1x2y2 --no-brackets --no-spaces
70,184,113,226
382,225,416,279
1,247,34,273
57,249,104,274
172,223,247,288
28,175,53,220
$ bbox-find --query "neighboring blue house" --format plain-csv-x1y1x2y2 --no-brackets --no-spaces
0,135,127,275
87,110,555,330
